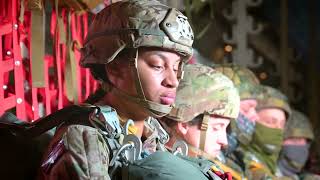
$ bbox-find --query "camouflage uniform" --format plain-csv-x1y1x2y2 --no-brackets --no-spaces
244,86,292,180
164,63,240,179
215,65,261,180
38,0,195,179
277,110,320,180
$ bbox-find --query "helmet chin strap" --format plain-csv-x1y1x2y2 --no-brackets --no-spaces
102,48,179,118
199,113,210,151
129,49,172,118
161,113,210,156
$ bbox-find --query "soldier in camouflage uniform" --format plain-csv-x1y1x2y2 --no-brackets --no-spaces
161,63,240,178
244,85,292,179
38,0,196,179
277,109,320,180
215,65,261,180
215,65,260,147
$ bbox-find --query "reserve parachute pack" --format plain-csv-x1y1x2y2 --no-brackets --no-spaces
0,104,227,180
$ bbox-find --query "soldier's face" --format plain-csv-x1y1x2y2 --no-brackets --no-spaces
106,49,181,119
239,99,259,122
137,49,181,105
257,108,286,129
179,115,230,157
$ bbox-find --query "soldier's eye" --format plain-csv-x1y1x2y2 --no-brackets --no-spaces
152,65,164,71
212,124,223,131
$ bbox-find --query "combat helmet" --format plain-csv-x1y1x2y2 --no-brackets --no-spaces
284,109,314,141
166,63,240,150
257,85,291,118
215,64,260,148
80,0,194,117
215,64,260,100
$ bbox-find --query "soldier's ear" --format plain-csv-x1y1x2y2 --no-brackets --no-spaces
105,61,131,84
106,64,123,79
176,122,189,135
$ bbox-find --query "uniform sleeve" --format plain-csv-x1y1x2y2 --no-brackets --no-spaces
39,125,111,180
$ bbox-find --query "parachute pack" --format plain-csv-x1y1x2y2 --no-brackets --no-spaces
0,104,228,180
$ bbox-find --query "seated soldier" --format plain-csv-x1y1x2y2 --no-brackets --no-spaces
37,0,200,179
277,109,320,180
216,65,261,180
161,63,240,178
216,65,260,149
245,85,292,179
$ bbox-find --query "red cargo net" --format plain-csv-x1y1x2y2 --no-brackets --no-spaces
0,0,98,122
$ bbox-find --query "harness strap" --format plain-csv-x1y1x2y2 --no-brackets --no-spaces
0,105,96,138
30,0,46,87
199,113,210,151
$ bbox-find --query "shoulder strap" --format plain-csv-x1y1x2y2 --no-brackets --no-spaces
0,105,96,138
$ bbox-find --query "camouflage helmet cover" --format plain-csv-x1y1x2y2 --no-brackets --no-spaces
80,0,194,67
167,64,240,122
215,64,260,100
284,109,314,140
257,85,291,118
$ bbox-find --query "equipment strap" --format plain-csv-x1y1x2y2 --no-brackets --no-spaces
199,113,210,151
30,5,45,87
0,105,96,138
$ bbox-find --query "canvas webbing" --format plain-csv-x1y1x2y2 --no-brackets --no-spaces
64,12,79,104
199,113,210,151
30,6,45,87
0,105,95,138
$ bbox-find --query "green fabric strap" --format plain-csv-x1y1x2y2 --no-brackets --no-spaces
19,0,25,23
0,105,95,138
199,114,210,151
55,0,66,44
65,12,79,104
31,8,45,87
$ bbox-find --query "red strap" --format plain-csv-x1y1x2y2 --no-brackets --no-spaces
1,1,97,121
212,170,233,180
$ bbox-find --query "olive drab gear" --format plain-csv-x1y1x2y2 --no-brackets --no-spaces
215,64,260,100
28,103,230,180
167,64,240,122
80,0,194,118
80,0,194,66
250,122,284,172
1,106,231,180
36,104,180,179
127,151,232,180
240,121,286,179
257,85,291,118
187,144,244,180
167,63,240,152
284,109,314,140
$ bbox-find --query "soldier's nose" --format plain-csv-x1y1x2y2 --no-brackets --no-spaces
162,69,179,88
